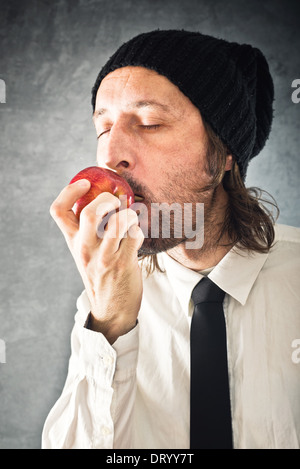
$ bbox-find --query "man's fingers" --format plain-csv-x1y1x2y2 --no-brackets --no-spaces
100,220,144,267
50,179,91,237
99,209,140,255
79,192,122,248
124,223,145,253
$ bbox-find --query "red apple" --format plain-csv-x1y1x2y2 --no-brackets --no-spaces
69,166,134,218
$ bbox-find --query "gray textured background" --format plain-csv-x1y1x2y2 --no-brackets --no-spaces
0,0,299,449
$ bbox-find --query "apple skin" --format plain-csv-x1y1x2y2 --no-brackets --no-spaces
69,166,134,218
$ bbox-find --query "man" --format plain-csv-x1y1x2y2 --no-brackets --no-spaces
42,30,300,449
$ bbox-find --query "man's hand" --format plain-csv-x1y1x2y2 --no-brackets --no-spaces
50,179,145,344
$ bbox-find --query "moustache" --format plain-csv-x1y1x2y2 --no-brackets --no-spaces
122,173,152,202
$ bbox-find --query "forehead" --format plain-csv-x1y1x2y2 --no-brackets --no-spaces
94,66,191,116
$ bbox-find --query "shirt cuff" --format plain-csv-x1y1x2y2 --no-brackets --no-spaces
113,324,139,381
75,290,139,382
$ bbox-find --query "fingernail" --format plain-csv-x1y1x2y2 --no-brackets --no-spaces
75,179,90,187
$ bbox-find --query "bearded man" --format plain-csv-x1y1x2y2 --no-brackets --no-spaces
42,30,300,449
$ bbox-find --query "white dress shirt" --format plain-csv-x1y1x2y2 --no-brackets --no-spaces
42,224,300,449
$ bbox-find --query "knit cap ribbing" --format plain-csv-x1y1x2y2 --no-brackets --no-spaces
91,30,274,179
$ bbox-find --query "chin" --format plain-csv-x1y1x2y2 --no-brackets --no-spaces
138,237,185,256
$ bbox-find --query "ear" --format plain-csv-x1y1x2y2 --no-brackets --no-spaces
224,154,233,171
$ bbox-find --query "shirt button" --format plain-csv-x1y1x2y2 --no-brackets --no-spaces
102,426,111,436
103,355,114,367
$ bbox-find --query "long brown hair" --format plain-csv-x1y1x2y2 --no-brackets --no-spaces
139,121,279,275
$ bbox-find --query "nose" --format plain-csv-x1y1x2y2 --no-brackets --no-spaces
97,123,137,173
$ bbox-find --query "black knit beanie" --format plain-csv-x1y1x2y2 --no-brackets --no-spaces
91,29,274,179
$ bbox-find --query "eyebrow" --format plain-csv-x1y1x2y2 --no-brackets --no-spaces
93,100,172,119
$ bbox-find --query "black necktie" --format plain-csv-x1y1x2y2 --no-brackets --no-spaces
190,276,233,449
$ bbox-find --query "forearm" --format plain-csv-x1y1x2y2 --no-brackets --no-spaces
42,298,139,449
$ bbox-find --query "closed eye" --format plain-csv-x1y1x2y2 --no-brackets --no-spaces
97,129,111,139
97,124,161,140
141,125,161,130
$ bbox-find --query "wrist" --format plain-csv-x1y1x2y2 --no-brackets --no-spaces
86,313,137,345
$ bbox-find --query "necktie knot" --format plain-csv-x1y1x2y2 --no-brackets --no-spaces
191,276,225,307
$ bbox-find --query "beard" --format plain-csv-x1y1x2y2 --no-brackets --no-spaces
123,169,220,257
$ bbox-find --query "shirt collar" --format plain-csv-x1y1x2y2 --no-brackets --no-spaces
157,251,204,317
208,245,269,305
158,244,269,316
